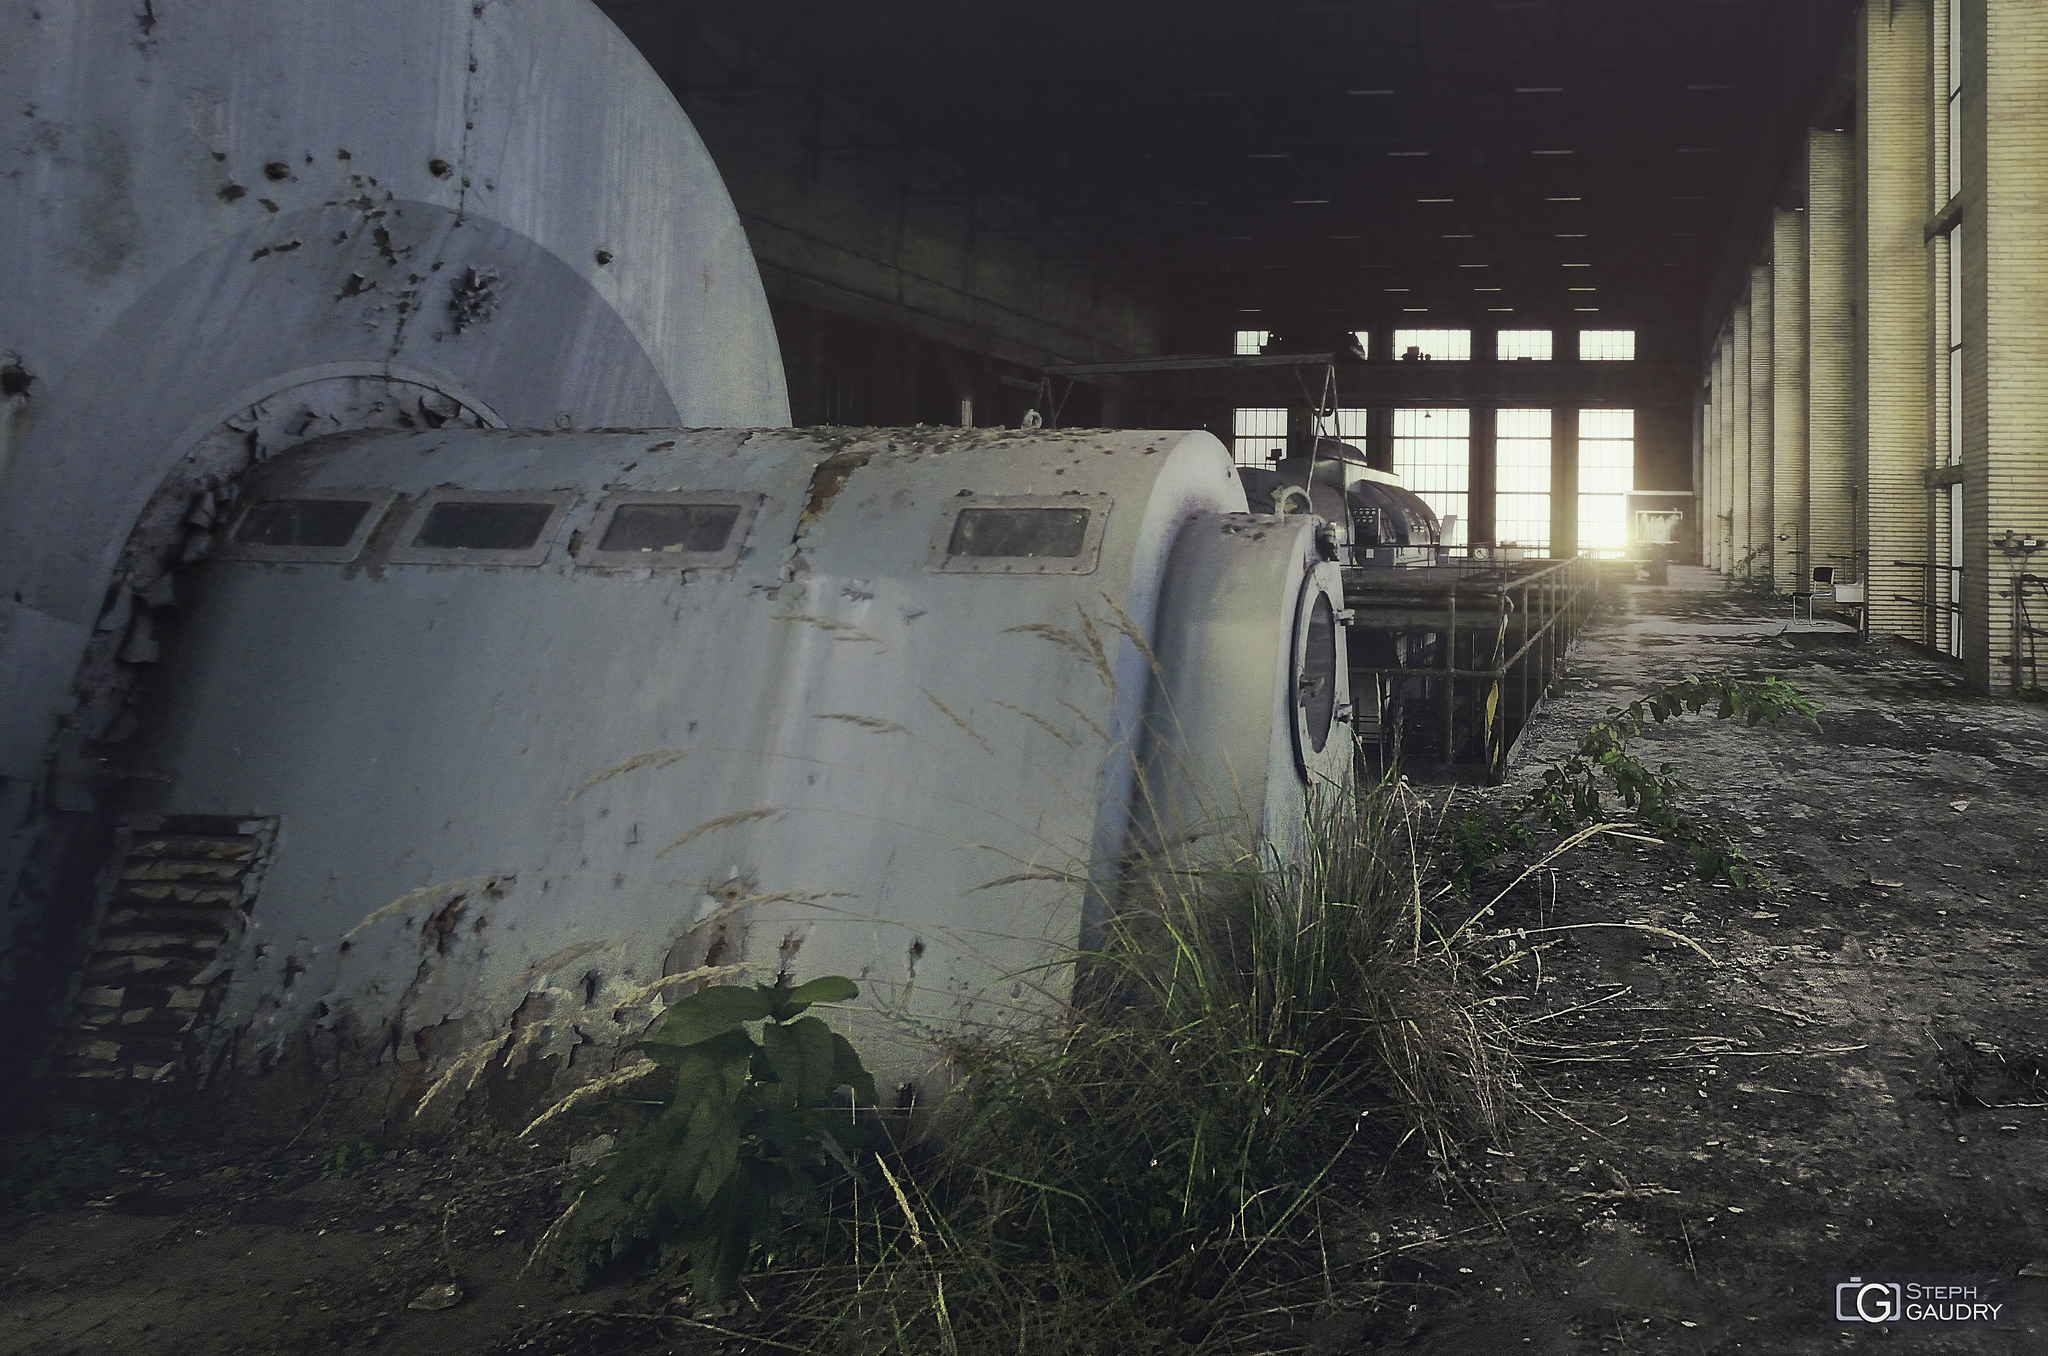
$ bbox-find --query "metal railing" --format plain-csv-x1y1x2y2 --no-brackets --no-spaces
1887,558,1964,654
1343,555,1600,783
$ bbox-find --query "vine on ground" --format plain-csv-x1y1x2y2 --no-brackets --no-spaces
1518,672,1819,888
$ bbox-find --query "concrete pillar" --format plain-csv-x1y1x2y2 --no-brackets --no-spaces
1962,0,2048,690
1695,385,1712,569
1470,406,1498,547
1715,334,1735,569
1808,130,1858,582
1551,407,1579,558
1860,0,1935,641
1731,298,1752,572
1749,263,1776,585
1368,407,1395,471
1772,211,1811,589
1693,386,1708,565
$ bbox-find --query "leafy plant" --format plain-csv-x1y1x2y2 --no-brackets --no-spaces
1517,672,1819,888
552,975,877,1301
319,1139,377,1180
1447,809,1535,901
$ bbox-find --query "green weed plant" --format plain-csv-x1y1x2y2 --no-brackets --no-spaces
552,975,877,1301
1457,671,1820,894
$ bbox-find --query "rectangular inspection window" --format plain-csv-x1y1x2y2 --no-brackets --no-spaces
1233,407,1288,466
1392,329,1472,361
1495,408,1551,550
237,499,372,549
1233,329,1271,356
575,493,761,570
219,488,396,565
414,501,556,550
603,503,740,554
1577,408,1634,554
927,494,1111,575
389,490,575,567
1496,330,1553,361
1578,329,1636,361
1392,408,1470,545
949,507,1091,558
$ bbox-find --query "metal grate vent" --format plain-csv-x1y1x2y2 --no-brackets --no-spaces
52,815,275,1087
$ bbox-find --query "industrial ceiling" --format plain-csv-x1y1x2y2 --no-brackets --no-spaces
602,0,1860,361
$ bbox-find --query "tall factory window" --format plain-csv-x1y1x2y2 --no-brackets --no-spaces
1495,408,1552,549
1333,408,1371,443
1942,0,1964,659
1232,408,1288,466
1946,0,1961,203
1495,330,1553,361
1578,330,1636,361
1577,408,1634,553
1393,408,1470,545
1392,329,1472,362
1234,330,1271,356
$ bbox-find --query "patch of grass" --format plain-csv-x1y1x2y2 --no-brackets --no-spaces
766,780,1517,1352
0,1131,129,1211
319,1139,378,1180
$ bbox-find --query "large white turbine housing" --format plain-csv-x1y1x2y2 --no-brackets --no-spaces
132,427,1348,1084
0,0,787,786
0,0,1350,1095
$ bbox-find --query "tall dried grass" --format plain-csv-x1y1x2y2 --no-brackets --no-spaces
769,777,1519,1353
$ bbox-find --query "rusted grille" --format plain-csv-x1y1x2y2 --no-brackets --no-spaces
51,815,275,1087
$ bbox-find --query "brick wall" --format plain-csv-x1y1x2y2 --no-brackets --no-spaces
1772,211,1812,588
1717,331,1736,569
1732,299,1752,567
1965,0,2048,689
1860,0,1935,641
1808,130,1859,581
1749,262,1777,582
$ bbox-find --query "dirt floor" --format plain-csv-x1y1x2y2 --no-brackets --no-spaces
1324,567,2048,1353
2,567,2046,1353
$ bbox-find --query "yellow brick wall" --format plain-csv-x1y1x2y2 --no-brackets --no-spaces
1860,0,1935,641
1965,0,2048,690
1808,130,1858,581
1732,298,1752,567
1749,263,1777,582
1705,341,1718,569
1772,211,1811,589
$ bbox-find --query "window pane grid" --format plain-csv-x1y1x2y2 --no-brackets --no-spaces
1576,406,1633,552
1234,330,1271,356
1578,330,1636,361
1232,407,1287,466
1392,408,1468,544
1496,408,1550,549
1496,330,1553,361
1393,329,1473,362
